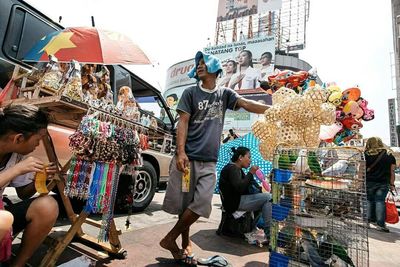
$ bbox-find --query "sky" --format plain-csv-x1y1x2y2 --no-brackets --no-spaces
26,0,395,144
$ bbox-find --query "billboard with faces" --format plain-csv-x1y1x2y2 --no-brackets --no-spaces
203,35,275,96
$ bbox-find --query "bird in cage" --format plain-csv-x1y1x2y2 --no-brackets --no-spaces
318,234,355,267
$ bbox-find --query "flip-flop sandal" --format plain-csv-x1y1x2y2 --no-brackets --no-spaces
197,255,230,267
172,252,197,266
184,254,198,266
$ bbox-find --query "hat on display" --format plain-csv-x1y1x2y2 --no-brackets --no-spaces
187,51,223,80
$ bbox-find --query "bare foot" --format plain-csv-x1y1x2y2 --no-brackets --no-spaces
183,242,197,265
160,238,184,260
183,242,193,256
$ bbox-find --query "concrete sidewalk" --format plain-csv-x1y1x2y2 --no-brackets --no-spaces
9,191,400,266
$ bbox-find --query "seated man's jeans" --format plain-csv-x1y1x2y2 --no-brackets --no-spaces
367,182,389,227
238,193,272,230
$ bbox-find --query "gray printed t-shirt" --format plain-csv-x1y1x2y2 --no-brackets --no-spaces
177,83,241,162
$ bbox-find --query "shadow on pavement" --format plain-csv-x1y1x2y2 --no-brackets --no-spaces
368,226,400,243
244,261,268,267
147,257,184,266
191,229,265,257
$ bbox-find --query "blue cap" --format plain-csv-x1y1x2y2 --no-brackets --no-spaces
187,51,223,81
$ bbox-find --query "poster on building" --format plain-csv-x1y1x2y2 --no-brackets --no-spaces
203,35,275,94
217,0,282,22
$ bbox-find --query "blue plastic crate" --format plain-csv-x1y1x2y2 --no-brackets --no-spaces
272,204,290,221
273,169,292,183
269,251,289,267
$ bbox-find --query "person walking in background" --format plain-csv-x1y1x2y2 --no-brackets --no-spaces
160,51,270,265
0,104,58,266
222,129,239,143
228,50,261,90
218,59,237,88
364,137,396,232
219,147,272,238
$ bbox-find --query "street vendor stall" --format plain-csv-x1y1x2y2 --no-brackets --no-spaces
250,81,374,266
0,26,159,266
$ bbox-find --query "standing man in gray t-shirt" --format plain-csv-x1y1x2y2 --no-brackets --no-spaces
160,51,270,264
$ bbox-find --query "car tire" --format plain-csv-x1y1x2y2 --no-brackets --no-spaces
131,160,157,212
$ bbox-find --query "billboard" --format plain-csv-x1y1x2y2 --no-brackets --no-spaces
163,35,275,134
389,98,398,146
203,35,275,94
217,0,282,22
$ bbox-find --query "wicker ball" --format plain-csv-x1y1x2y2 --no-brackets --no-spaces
259,141,275,161
272,87,298,105
302,121,321,147
264,105,281,122
317,102,337,125
252,120,274,141
304,86,329,105
277,125,301,145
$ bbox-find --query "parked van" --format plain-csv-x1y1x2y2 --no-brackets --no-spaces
0,0,176,212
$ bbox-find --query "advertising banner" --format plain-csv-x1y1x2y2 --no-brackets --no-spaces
224,93,272,133
204,35,275,94
389,98,398,146
165,59,196,91
217,0,282,22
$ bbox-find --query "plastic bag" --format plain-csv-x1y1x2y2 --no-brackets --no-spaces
386,191,399,224
37,55,63,92
61,60,83,101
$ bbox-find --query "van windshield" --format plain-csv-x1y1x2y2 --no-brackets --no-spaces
136,95,173,129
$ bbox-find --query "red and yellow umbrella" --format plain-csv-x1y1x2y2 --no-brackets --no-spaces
24,27,150,65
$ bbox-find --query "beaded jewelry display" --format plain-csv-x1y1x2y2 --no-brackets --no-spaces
65,109,143,241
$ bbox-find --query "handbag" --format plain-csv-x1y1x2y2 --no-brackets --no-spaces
385,191,399,224
366,151,385,172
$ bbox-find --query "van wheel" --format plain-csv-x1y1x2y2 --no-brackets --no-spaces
132,161,157,212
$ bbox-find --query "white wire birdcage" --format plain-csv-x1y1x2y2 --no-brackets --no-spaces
269,146,369,267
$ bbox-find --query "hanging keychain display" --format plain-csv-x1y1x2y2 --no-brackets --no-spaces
65,108,142,241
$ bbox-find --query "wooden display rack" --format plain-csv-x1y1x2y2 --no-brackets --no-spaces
2,94,127,266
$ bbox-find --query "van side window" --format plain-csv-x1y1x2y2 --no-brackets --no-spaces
3,6,58,63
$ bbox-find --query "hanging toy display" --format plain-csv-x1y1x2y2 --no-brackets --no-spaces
253,73,376,160
64,109,142,241
320,85,375,145
265,69,316,94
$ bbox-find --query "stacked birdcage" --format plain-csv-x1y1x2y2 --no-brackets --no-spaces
269,146,369,267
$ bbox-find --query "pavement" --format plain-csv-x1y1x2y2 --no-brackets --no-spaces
6,189,400,267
